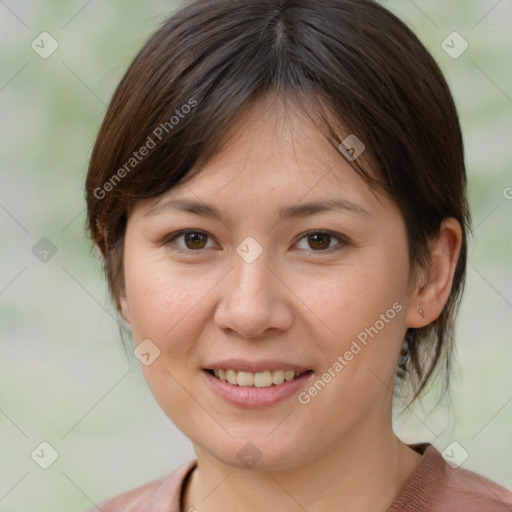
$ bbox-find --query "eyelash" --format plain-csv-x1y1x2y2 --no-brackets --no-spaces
163,229,349,254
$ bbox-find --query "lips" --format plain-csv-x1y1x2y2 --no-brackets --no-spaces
202,368,315,408
201,358,314,407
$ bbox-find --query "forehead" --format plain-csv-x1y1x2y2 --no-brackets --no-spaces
136,94,391,221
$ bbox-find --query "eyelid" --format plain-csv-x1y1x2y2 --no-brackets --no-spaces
163,229,217,251
163,228,350,253
293,229,350,252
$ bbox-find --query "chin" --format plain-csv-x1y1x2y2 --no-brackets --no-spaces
200,434,312,473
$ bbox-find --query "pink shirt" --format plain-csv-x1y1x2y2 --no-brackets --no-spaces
84,443,512,511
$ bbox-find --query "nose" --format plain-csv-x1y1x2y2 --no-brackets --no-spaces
213,247,293,339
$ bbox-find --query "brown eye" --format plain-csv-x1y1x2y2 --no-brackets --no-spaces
184,231,208,249
164,229,347,254
295,230,347,252
166,230,214,251
308,233,331,250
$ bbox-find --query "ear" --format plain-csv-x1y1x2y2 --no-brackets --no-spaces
117,272,131,326
95,218,109,259
119,294,131,326
95,220,132,326
405,218,463,328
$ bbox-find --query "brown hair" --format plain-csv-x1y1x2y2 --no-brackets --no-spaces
85,0,471,406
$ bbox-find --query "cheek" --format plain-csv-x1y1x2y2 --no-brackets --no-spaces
123,251,199,341
122,250,212,430
310,258,409,344
305,246,410,397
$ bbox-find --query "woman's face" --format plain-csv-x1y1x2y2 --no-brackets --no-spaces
120,96,417,471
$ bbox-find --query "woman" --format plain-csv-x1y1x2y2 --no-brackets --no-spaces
84,0,512,510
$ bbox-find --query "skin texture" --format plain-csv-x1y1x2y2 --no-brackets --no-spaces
119,94,462,512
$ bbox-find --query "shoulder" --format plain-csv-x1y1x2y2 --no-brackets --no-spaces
81,459,197,512
389,443,512,512
439,453,512,511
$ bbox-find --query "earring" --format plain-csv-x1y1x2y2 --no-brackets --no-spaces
419,307,425,318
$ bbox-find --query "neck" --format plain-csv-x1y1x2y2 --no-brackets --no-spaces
182,413,422,512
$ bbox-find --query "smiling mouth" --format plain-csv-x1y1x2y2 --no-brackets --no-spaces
204,368,314,388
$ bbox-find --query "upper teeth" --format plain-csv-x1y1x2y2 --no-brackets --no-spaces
212,369,304,387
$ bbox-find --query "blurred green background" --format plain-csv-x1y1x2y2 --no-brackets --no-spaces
0,1,511,510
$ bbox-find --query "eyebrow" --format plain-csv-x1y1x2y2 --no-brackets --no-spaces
143,197,370,221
